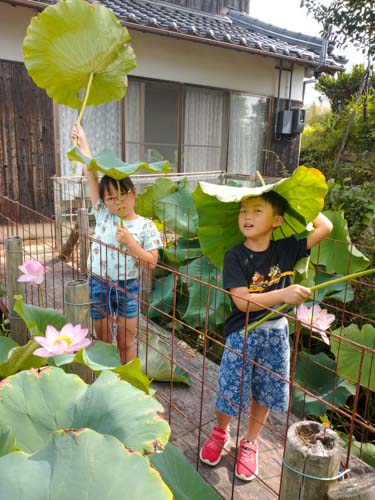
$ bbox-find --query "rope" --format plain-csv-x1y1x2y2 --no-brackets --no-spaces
282,459,350,481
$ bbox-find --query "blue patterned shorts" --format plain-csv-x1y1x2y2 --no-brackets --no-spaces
89,276,139,320
216,317,290,416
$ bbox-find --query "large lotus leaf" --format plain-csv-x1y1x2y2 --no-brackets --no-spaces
0,367,170,455
136,178,178,219
13,295,67,337
138,333,191,386
68,147,170,179
193,166,327,269
155,183,198,238
0,338,46,379
311,210,370,274
23,0,136,108
330,323,375,391
179,256,230,329
292,351,355,418
149,273,176,320
0,430,172,500
150,442,221,500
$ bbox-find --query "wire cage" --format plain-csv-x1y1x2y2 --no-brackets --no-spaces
0,190,374,499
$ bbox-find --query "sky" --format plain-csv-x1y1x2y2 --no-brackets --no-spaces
248,0,367,104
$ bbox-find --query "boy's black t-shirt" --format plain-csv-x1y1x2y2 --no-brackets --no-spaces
223,236,309,336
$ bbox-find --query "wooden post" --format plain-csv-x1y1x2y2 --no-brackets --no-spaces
279,421,341,500
5,236,28,345
64,279,92,383
53,177,63,254
77,208,89,274
328,471,375,500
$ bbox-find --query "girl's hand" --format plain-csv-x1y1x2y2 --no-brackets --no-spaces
71,123,89,151
115,226,132,245
282,284,311,305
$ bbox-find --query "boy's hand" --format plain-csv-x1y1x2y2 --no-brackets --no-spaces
283,284,311,305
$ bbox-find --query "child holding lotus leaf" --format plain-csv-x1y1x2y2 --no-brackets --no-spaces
200,188,333,481
71,124,162,364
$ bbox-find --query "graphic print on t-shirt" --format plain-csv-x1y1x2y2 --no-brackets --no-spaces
248,264,292,292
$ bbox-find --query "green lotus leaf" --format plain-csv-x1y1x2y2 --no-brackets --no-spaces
0,430,172,500
0,367,170,455
13,295,67,337
23,0,136,108
136,178,178,219
179,256,230,329
330,323,375,391
68,147,170,179
193,166,328,269
0,337,18,364
311,210,370,274
155,182,198,238
138,333,191,386
150,442,221,500
292,351,355,418
0,423,18,457
0,339,46,379
149,273,176,320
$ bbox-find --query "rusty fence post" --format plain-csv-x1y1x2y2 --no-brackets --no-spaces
77,208,88,274
5,236,28,345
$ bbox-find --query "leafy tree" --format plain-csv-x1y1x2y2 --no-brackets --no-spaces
315,64,375,114
301,0,374,59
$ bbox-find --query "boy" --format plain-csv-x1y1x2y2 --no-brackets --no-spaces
199,190,333,481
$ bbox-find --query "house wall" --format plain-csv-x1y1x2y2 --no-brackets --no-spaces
129,30,306,102
0,3,32,62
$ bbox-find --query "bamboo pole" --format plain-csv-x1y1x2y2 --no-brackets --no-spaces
64,279,92,383
5,236,28,345
280,421,342,500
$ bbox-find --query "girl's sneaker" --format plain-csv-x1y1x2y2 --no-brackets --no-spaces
199,426,231,466
235,439,259,481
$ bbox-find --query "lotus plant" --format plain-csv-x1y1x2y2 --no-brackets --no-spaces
294,304,335,345
34,323,91,357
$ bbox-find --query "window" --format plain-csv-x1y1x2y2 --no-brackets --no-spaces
227,94,268,175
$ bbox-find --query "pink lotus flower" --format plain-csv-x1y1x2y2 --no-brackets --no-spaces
34,323,91,357
295,304,335,345
18,259,48,285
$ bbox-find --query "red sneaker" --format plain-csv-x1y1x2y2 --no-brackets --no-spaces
199,426,231,466
235,439,259,481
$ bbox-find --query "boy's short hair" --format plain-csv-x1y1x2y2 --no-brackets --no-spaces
261,190,289,215
99,175,135,200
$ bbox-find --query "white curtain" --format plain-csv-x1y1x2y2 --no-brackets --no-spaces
227,94,267,175
183,87,224,173
124,80,142,163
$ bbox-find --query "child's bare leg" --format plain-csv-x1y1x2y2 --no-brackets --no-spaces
93,318,111,343
117,316,137,364
244,400,270,441
216,410,232,431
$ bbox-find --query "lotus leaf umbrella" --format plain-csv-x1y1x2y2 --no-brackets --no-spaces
192,166,329,269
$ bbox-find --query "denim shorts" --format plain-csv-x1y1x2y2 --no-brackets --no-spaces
89,276,139,320
215,317,290,416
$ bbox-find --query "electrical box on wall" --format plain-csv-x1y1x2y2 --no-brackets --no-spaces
291,108,306,133
276,110,293,135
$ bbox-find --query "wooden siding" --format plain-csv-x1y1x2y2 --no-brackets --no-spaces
263,97,303,178
0,60,56,219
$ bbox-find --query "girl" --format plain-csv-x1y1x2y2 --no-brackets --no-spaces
71,123,162,363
